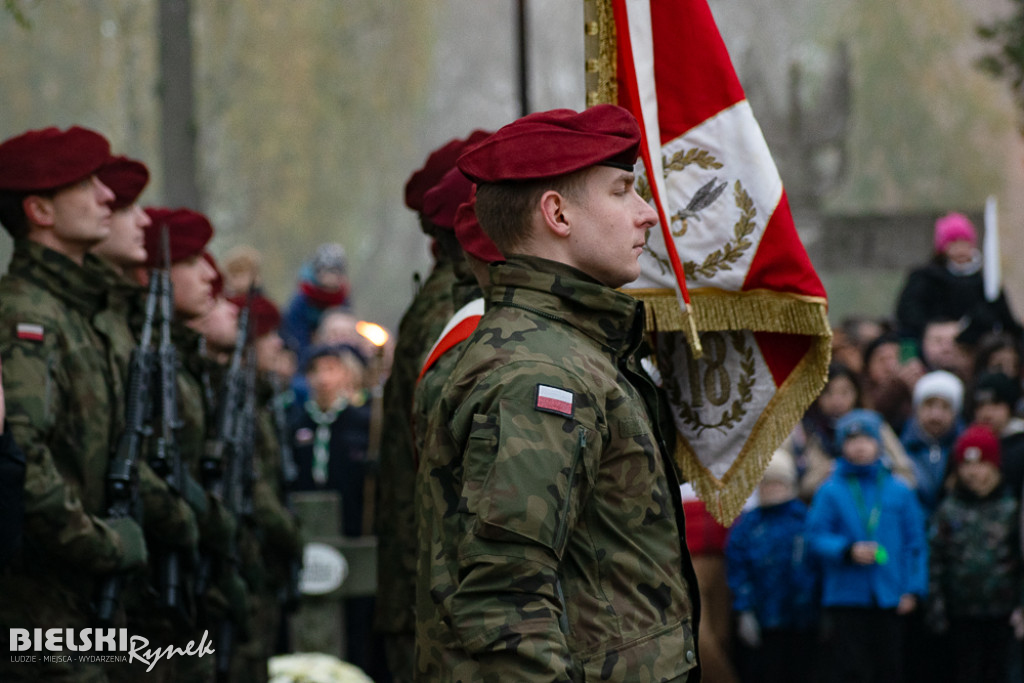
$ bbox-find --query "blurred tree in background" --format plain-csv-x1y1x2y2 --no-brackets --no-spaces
978,0,1024,130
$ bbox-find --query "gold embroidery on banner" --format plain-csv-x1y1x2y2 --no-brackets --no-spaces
669,331,756,436
683,180,756,280
665,148,724,172
638,151,755,282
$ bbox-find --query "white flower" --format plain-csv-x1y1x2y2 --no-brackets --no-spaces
268,652,374,683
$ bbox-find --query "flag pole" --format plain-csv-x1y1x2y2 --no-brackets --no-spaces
517,0,530,117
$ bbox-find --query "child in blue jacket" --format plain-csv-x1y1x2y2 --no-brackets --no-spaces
727,450,819,683
807,409,928,683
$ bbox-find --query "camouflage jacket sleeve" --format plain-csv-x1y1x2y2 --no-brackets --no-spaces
1,326,127,573
252,408,302,558
442,360,600,681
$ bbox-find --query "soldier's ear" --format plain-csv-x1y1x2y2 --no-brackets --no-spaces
22,194,56,228
539,190,571,239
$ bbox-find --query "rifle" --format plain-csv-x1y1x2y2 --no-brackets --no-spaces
94,273,159,625
202,290,253,682
269,372,302,612
147,225,190,625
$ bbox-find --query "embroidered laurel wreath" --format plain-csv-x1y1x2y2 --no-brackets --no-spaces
637,147,756,282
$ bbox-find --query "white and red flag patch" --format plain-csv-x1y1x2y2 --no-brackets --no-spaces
15,323,44,342
535,385,575,418
606,0,831,524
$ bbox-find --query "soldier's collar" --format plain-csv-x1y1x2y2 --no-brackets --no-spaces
488,255,641,353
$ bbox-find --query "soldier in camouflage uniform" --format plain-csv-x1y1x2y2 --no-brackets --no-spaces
142,209,247,682
410,170,500,459
374,129,490,682
223,291,304,683
92,157,203,682
416,106,702,682
0,127,148,683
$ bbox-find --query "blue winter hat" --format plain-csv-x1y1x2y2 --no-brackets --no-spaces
835,409,883,449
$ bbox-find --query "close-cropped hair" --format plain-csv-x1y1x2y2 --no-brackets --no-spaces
474,168,590,254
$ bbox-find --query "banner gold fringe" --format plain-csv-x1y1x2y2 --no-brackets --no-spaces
628,287,829,336
630,287,832,525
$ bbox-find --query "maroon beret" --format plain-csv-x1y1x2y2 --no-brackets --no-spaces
454,189,503,264
97,156,150,210
0,126,111,193
227,292,281,339
404,129,492,213
458,105,640,183
142,207,214,267
423,167,475,231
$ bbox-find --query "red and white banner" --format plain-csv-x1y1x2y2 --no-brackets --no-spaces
610,0,831,524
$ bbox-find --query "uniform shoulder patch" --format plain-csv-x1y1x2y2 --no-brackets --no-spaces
535,384,575,418
15,323,44,342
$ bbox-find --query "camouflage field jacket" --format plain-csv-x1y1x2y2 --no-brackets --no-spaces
416,255,700,682
375,257,458,635
0,241,130,586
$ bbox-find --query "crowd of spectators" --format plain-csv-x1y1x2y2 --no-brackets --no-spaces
718,212,1024,683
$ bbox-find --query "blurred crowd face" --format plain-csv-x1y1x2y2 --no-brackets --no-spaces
944,239,975,266
917,397,956,438
985,346,1021,379
922,321,961,372
819,374,858,419
957,460,1001,497
758,479,793,507
842,434,880,465
315,269,347,293
975,400,1012,435
306,354,354,409
866,341,900,385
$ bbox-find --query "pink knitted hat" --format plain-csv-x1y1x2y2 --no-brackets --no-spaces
934,212,976,253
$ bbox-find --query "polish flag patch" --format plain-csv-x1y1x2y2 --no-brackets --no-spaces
16,323,44,342
535,384,574,418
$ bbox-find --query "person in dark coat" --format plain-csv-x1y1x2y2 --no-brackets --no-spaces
895,212,1021,357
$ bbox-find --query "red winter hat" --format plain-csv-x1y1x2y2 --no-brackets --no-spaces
227,292,281,339
142,207,214,267
423,167,474,231
953,424,1001,468
458,104,640,183
404,129,491,213
97,156,150,210
934,212,977,253
0,126,111,192
454,189,503,264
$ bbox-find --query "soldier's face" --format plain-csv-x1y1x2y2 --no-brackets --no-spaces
170,254,216,319
47,175,115,247
564,166,658,288
189,296,239,352
91,203,150,268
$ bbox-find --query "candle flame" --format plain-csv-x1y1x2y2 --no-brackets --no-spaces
356,321,389,347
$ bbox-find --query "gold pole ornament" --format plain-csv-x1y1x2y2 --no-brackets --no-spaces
584,0,618,107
